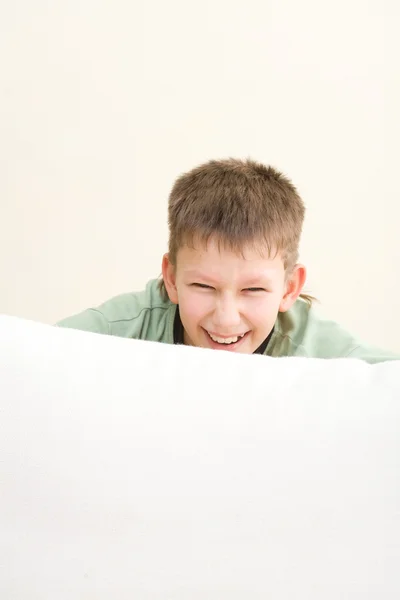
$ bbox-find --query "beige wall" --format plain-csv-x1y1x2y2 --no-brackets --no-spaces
1,1,399,351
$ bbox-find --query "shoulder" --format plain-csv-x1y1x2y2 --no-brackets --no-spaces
272,300,399,363
57,279,176,341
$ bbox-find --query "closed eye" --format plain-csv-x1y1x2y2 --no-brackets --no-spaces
192,283,214,289
191,284,267,292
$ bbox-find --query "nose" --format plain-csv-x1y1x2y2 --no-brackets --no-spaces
213,294,241,330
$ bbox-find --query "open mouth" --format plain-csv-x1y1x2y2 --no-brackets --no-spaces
203,329,250,349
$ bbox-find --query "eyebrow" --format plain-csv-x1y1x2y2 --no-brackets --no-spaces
184,271,219,284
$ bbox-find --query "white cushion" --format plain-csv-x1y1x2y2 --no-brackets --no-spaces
1,315,399,599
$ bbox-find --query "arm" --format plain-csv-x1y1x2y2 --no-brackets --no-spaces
56,308,110,335
345,344,400,364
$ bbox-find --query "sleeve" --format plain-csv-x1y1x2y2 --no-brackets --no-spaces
56,308,110,335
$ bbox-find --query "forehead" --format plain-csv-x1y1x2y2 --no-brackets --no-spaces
176,238,285,281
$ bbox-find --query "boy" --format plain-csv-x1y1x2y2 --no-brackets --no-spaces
57,158,398,363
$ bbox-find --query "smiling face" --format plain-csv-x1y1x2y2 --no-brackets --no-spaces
162,237,306,354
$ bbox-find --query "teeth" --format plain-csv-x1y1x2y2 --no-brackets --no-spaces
208,332,245,344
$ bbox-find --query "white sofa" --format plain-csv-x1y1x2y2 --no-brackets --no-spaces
1,314,399,599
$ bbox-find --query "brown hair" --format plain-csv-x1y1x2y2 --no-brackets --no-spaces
160,158,315,304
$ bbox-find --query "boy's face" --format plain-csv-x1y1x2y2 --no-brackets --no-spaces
163,238,305,354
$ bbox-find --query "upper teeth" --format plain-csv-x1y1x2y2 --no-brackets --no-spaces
208,332,245,344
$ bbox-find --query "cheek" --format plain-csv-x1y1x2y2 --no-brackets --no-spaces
178,288,213,325
243,295,280,326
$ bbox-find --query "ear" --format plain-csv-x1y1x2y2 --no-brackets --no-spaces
161,253,179,304
279,264,307,312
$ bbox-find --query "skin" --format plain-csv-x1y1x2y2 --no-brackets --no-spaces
162,237,306,354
